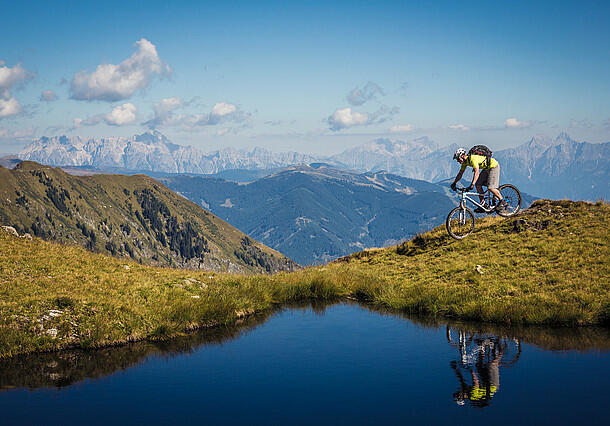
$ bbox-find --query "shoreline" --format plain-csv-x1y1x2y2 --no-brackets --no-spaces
1,200,608,358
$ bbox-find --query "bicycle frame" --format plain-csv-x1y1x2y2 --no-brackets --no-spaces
457,189,497,213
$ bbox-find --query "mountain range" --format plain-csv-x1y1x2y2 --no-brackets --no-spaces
19,131,316,174
0,161,297,273
158,165,457,265
18,131,609,200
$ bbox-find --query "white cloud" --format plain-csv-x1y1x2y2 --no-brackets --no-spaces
76,103,138,127
0,61,32,119
0,97,22,118
70,38,170,101
0,62,31,99
449,124,470,131
105,103,137,126
390,124,414,133
40,90,58,102
212,102,237,117
347,82,385,106
328,107,369,130
504,117,531,128
328,105,399,131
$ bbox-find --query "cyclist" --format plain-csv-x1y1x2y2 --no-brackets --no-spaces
450,147,508,213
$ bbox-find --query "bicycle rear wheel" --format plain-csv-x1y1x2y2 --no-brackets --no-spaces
496,184,522,217
446,206,475,239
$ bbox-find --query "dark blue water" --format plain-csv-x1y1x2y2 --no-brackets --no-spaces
1,302,609,425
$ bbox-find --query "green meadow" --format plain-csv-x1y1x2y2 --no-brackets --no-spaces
1,199,608,358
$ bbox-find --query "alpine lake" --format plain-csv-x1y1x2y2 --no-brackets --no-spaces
1,301,608,425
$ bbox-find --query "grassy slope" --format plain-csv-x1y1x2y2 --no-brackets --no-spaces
0,199,608,358
0,162,296,273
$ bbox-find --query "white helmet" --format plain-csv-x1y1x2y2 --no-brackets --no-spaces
453,147,467,160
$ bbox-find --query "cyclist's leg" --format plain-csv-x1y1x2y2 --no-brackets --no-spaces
487,166,505,206
475,170,489,203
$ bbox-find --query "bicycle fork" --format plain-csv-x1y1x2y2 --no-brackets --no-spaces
459,200,467,225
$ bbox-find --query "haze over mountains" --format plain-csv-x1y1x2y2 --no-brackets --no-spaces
19,131,609,201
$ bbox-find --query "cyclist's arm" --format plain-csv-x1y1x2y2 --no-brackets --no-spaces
471,167,480,188
452,169,465,185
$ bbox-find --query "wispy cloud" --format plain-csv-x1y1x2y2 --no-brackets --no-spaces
40,90,58,102
390,124,414,133
143,97,184,128
398,81,409,97
143,97,250,131
346,82,385,106
0,127,35,139
569,119,593,129
70,38,170,101
449,124,470,131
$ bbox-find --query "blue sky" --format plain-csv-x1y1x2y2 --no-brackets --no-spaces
1,0,609,155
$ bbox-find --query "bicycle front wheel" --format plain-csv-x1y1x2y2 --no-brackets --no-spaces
496,184,522,217
446,206,475,239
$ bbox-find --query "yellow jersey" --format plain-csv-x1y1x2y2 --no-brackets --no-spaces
460,154,498,171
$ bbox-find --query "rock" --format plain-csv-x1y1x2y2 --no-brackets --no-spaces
2,226,19,237
234,308,255,319
48,310,63,317
46,328,58,337
184,278,208,289
21,233,32,240
123,265,130,270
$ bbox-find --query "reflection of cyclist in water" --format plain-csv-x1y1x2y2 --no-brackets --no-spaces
446,327,521,407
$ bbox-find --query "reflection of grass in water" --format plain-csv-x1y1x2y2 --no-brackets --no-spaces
0,310,274,391
2,301,608,392
0,200,608,358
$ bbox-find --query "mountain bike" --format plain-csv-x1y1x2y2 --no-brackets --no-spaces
446,184,521,239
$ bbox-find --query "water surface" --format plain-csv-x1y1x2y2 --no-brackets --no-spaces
1,302,608,425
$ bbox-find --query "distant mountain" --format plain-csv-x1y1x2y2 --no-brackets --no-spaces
330,134,609,200
19,130,316,174
494,133,610,200
329,137,459,182
0,161,297,273
19,131,609,200
159,164,456,265
0,155,21,169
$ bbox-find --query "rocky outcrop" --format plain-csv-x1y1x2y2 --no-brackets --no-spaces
2,225,33,239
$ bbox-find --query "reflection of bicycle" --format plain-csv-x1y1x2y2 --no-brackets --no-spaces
446,327,522,368
446,185,522,239
446,327,522,408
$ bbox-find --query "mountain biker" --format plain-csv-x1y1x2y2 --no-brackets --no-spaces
450,147,508,213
